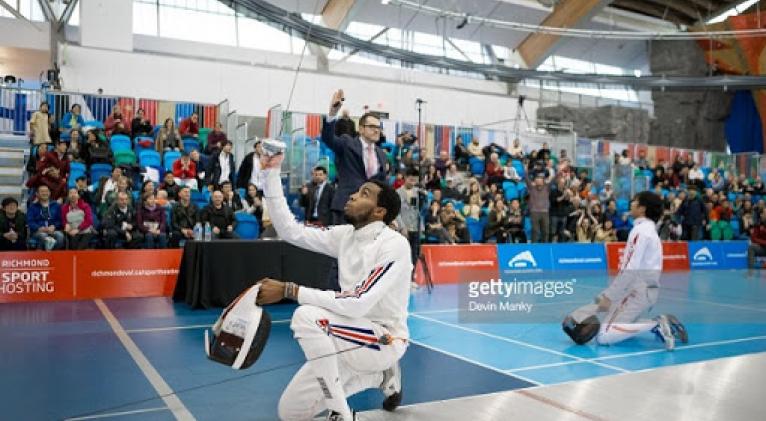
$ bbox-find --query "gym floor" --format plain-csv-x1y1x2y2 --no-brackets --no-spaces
2,270,765,420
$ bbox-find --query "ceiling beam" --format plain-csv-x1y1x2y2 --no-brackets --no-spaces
321,0,357,32
643,0,704,21
515,0,610,69
611,0,696,26
36,0,55,22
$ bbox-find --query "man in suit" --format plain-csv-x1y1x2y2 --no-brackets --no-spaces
321,89,388,225
206,141,236,191
236,140,264,190
300,166,335,227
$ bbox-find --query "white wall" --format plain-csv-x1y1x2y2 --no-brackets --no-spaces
0,17,49,50
79,0,133,52
59,37,537,127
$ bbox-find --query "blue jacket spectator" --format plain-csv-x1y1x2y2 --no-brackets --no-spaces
27,185,65,250
60,104,85,136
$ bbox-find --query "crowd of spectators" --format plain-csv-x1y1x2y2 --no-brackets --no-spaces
5,101,766,271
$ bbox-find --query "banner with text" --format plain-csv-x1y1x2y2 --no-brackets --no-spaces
0,250,182,303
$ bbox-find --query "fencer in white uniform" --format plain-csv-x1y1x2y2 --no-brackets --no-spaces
593,191,687,349
255,154,411,421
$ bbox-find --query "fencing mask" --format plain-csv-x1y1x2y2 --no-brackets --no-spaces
204,284,272,370
562,304,601,345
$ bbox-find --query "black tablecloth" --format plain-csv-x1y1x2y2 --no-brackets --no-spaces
173,240,335,309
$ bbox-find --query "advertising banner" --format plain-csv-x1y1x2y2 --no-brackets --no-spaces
688,241,748,270
420,245,499,284
607,241,690,272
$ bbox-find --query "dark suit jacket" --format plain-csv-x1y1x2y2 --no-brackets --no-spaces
206,150,236,187
321,117,388,212
300,182,335,226
236,151,258,189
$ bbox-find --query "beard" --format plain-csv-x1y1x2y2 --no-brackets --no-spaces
344,207,374,226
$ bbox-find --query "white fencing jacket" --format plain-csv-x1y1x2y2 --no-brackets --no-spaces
602,217,663,302
262,169,412,340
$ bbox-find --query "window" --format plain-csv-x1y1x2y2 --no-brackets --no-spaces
237,16,305,53
158,1,236,46
134,1,158,36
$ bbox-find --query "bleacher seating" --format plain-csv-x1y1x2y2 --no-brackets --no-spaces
110,135,132,153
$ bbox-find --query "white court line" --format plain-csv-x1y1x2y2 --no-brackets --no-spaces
411,314,629,373
409,339,542,386
125,319,291,334
508,335,766,373
94,299,195,421
65,407,169,421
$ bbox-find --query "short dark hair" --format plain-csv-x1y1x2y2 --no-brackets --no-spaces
368,179,401,225
2,197,18,207
221,181,232,188
405,169,419,178
635,191,663,222
359,112,379,126
76,175,87,182
313,166,327,174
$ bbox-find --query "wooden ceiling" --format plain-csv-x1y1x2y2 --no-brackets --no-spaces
609,0,746,26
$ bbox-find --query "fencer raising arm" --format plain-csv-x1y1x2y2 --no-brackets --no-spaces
259,154,350,258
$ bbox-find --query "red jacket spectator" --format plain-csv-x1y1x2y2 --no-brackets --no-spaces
206,123,227,153
104,112,124,138
179,114,199,137
172,157,196,179
27,144,70,201
751,224,766,246
61,199,93,231
485,161,504,178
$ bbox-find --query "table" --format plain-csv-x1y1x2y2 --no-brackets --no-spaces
173,240,336,309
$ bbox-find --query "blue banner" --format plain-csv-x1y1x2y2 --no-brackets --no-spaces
550,243,608,271
688,241,748,270
496,244,554,275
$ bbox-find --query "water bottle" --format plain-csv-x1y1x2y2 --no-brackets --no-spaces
204,222,212,242
193,223,202,241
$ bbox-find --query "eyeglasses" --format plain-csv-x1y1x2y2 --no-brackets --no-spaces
360,124,381,130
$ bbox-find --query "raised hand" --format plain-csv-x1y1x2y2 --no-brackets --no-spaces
329,89,345,117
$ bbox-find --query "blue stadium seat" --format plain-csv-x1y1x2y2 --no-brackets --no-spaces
502,181,518,201
163,151,182,172
511,160,525,178
89,163,113,185
469,157,485,176
110,135,131,153
68,162,87,188
616,198,629,213
234,212,260,239
139,150,162,169
134,136,155,154
466,217,486,243
183,138,200,154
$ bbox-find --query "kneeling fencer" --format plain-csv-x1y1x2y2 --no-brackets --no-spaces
254,148,410,421
563,191,689,350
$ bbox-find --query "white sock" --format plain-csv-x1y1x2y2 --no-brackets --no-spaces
297,336,353,420
596,319,658,345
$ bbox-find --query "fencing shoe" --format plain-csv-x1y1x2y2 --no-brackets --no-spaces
653,315,675,351
665,314,688,345
380,362,402,411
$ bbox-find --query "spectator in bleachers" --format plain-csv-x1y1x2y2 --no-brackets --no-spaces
502,160,521,184
241,184,263,220
549,179,570,242
141,181,156,198
445,163,465,192
104,105,125,138
27,141,70,201
677,186,706,241
599,180,615,204
453,135,470,170
156,190,170,208
509,138,524,159
60,104,84,138
156,118,181,152
200,190,237,239
67,129,84,162
752,176,764,194
593,219,617,242
207,141,235,190
170,187,199,247
634,149,650,170
27,144,47,178
334,109,356,138
28,185,64,250
205,122,228,155
576,211,597,243
527,173,552,243
74,176,93,206
440,202,469,243
82,129,112,166
424,165,441,191
29,101,51,146
61,188,95,250
392,172,405,190
96,168,124,208
618,150,632,166
136,192,167,249
398,149,416,174
434,150,451,178
220,181,244,212
0,198,27,251
48,114,60,144
131,108,153,138
299,167,334,227
507,199,526,244
425,201,452,244
443,179,463,201
179,113,199,138
485,153,505,187
467,137,483,161
486,198,510,243
236,140,264,190
103,191,141,248
172,151,198,190
687,162,705,189
160,172,180,202
98,175,131,217
748,209,766,276
112,121,131,137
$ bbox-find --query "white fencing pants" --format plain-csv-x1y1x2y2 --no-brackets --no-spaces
596,285,659,346
278,305,405,421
